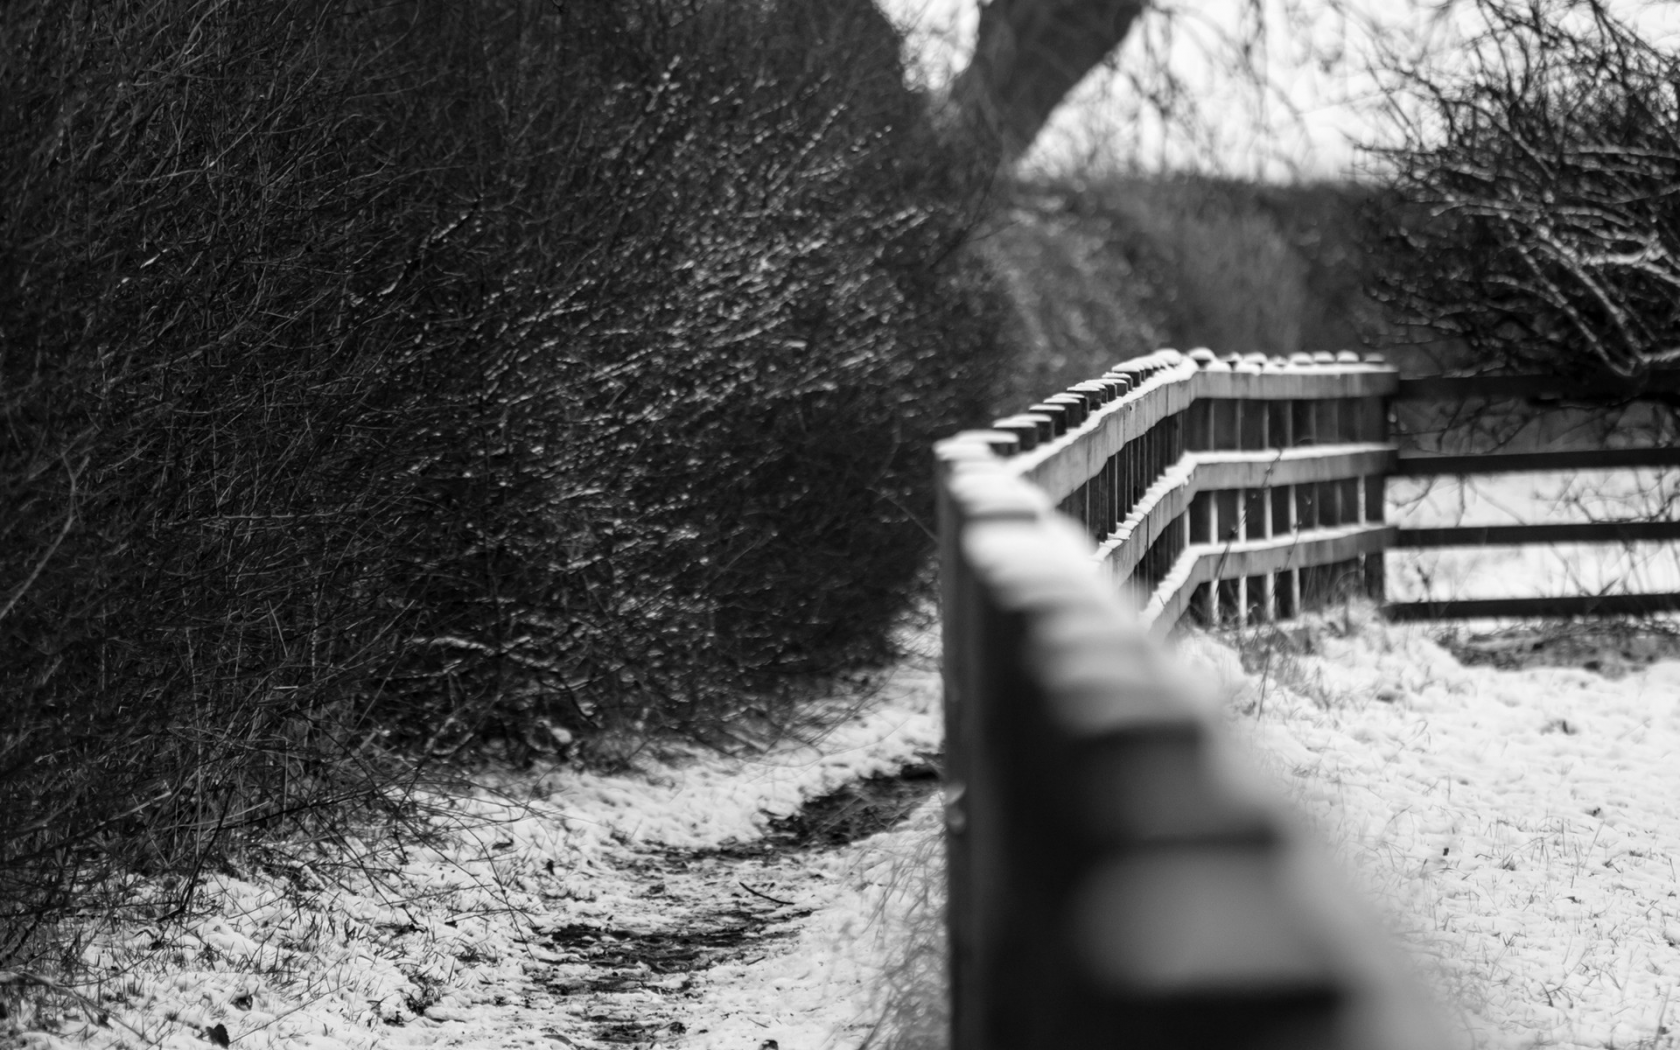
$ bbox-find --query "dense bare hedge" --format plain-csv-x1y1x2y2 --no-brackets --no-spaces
0,0,1004,960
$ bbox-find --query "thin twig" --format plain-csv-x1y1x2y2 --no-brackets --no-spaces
0,453,80,625
737,881,797,908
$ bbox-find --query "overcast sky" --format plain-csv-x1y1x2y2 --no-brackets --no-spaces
877,0,1680,182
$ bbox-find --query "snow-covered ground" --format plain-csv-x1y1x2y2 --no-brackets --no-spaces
1388,470,1680,607
11,610,1676,1050
1185,612,1680,1050
9,512,1680,1050
3,645,946,1050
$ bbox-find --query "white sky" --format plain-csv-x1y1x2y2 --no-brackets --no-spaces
878,0,1680,182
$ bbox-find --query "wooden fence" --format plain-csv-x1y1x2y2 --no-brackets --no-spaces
948,348,1399,635
935,350,1680,1047
935,349,1440,1050
1388,371,1680,620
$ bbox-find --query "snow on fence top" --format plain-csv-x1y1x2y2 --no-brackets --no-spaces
945,347,1400,635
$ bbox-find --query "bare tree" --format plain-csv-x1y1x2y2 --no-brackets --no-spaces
946,0,1147,165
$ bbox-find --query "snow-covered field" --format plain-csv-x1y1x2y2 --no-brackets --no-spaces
1188,612,1680,1050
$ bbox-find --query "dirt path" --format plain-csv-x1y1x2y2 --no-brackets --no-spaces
524,758,941,1046
7,646,948,1050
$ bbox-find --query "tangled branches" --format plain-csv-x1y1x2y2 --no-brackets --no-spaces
1,0,1005,964
1376,0,1680,379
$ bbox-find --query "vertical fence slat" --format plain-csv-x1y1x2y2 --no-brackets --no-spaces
1214,399,1240,450
1292,398,1314,447
1270,399,1292,450
1364,387,1391,601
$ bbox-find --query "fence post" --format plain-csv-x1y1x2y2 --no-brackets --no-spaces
937,440,1037,1050
1239,379,1271,622
1364,354,1391,602
1216,487,1242,624
936,443,978,1050
1189,488,1215,625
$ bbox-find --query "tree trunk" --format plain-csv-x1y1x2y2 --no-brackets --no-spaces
947,0,1147,167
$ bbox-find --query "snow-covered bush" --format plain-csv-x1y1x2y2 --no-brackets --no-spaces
0,0,1005,964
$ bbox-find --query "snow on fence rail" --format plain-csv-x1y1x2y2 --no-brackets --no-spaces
934,348,1443,1049
945,347,1400,635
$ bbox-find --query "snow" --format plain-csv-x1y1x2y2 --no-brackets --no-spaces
1182,609,1680,1050
526,698,940,853
1389,469,1680,606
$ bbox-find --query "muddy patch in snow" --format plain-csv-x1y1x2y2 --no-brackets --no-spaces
536,859,811,990
764,754,941,851
536,755,940,1045
696,753,943,860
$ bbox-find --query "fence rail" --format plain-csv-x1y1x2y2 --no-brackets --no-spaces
1396,369,1680,401
1396,520,1680,548
1395,446,1680,475
1385,591,1680,620
937,350,1680,1047
1392,367,1680,619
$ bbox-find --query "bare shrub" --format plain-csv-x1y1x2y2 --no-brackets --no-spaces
1,0,1005,965
1375,0,1680,382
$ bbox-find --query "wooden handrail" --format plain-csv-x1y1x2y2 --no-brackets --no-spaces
956,350,1399,631
1194,444,1396,490
1144,524,1396,634
1008,356,1198,504
1012,360,1396,506
1090,445,1394,606
1199,366,1399,400
1397,521,1680,548
1396,447,1680,475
